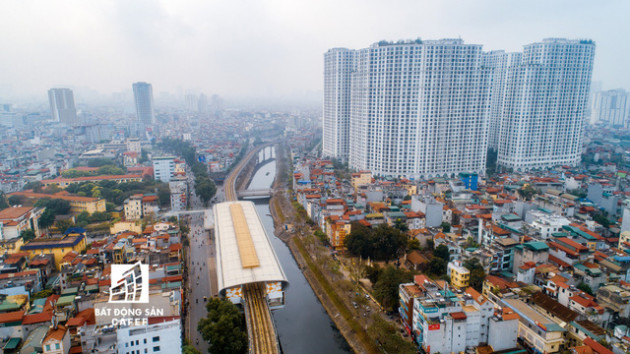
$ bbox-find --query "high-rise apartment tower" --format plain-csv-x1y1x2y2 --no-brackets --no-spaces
323,48,355,162
324,39,492,178
132,82,155,126
592,89,630,129
48,88,78,125
491,38,595,170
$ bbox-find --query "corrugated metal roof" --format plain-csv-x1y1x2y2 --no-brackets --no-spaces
214,201,288,295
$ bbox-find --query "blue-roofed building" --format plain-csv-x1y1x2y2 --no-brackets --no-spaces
20,233,86,271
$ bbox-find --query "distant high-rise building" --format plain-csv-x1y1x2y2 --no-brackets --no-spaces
0,104,19,128
324,39,492,178
323,48,354,162
132,82,155,126
211,94,223,113
492,39,595,171
197,93,209,114
48,88,78,125
592,89,630,129
184,93,198,112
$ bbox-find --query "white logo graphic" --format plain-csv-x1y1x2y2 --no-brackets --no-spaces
109,262,149,303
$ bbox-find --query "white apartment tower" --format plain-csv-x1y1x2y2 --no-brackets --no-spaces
592,89,630,129
323,48,355,162
152,156,175,182
484,51,522,149
48,88,78,125
345,39,491,178
493,38,595,171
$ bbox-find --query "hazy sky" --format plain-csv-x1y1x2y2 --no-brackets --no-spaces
0,0,628,102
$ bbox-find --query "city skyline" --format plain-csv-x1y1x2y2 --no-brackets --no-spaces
0,0,628,102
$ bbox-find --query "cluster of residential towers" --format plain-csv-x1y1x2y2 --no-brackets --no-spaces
323,38,596,177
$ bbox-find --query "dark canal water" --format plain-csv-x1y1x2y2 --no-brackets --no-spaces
248,154,351,354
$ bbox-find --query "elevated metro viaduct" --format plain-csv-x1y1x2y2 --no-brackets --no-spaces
215,201,288,306
214,201,288,353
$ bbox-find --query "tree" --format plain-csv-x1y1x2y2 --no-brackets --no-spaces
23,181,43,192
425,239,435,251
97,165,125,176
366,264,381,285
518,184,537,201
463,258,486,291
393,218,408,232
197,298,247,354
38,209,56,230
372,224,407,263
195,178,216,206
486,148,498,176
465,236,479,249
139,149,149,164
408,238,421,251
577,282,594,296
441,222,451,233
592,212,611,228
345,223,407,262
368,315,417,354
8,195,24,206
433,244,450,262
55,219,75,234
348,257,366,287
0,192,8,209
158,186,171,207
469,268,486,291
87,158,116,167
373,265,413,311
428,257,447,276
182,343,202,354
344,221,372,259
31,289,53,300
20,229,36,242
34,199,71,215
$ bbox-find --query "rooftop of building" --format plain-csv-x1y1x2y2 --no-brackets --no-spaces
214,201,288,293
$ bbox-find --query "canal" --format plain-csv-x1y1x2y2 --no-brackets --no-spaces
247,153,351,354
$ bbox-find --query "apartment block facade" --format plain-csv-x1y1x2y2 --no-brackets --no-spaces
492,39,595,170
324,38,595,175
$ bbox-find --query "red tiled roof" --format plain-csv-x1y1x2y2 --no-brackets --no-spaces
22,311,52,325
0,310,24,324
44,325,67,343
583,337,614,354
0,206,32,220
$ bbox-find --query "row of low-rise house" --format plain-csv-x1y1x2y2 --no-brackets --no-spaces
400,273,630,354
0,220,185,353
290,152,630,353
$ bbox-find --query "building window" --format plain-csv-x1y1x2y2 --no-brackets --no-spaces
152,336,160,342
153,346,160,352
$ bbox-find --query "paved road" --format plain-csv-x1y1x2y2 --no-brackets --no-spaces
186,170,223,351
